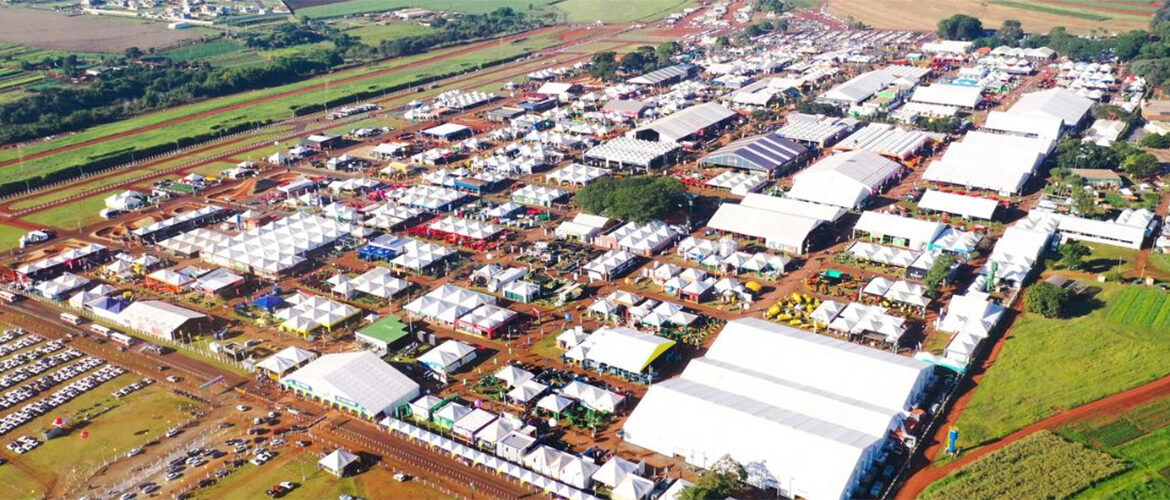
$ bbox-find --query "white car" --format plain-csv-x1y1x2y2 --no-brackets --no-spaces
236,405,250,411
165,428,180,438
119,493,135,500
126,448,142,458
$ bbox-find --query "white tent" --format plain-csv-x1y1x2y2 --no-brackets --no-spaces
319,449,360,476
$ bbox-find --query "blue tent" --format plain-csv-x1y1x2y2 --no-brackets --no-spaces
252,295,285,311
90,297,129,314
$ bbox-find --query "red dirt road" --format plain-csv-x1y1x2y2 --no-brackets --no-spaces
0,26,567,170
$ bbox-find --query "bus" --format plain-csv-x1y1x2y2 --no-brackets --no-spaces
59,313,83,326
110,332,136,347
0,291,20,303
89,324,113,338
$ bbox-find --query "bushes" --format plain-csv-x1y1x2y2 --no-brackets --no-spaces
922,431,1127,500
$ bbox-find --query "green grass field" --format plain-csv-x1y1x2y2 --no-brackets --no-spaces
296,0,693,22
345,23,436,44
0,224,28,252
0,464,44,500
22,194,109,229
0,374,198,493
954,282,1170,448
0,35,556,187
991,0,1150,21
161,40,246,62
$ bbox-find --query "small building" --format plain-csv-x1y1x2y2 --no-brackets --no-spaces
116,300,208,341
1069,168,1123,188
422,123,474,141
417,340,476,382
496,431,537,462
255,346,318,380
282,351,420,419
318,449,360,477
302,133,342,151
356,315,411,351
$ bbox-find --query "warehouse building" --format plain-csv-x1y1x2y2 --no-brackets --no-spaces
632,102,738,143
282,351,419,420
622,318,933,500
699,131,810,176
833,123,934,160
787,151,903,209
922,131,1052,194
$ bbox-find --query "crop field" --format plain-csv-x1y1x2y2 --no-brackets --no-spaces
921,431,1126,500
827,0,1153,34
0,223,27,252
1054,394,1170,499
954,282,1170,448
0,34,559,187
0,8,204,52
23,193,111,229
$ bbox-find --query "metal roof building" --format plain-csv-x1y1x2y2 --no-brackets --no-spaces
776,113,857,147
853,211,946,251
706,203,825,255
282,351,419,419
1009,88,1094,127
833,123,933,160
627,64,696,86
917,190,999,220
633,102,738,143
698,131,809,175
622,318,932,500
787,151,903,209
909,84,983,109
923,131,1052,194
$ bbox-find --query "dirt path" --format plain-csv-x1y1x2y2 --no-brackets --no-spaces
897,369,1170,499
0,26,567,170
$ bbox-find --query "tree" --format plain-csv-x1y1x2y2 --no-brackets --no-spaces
1123,151,1160,178
588,51,619,81
656,41,680,64
1141,133,1170,148
937,14,984,41
924,253,957,298
123,47,143,60
680,455,745,500
1055,139,1120,170
1071,184,1102,216
1024,282,1071,319
576,176,688,223
796,100,843,117
998,19,1024,45
1059,240,1091,270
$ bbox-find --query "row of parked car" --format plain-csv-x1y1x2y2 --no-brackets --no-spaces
0,350,88,411
0,364,125,436
0,335,47,371
6,435,40,454
0,330,37,359
0,338,64,375
111,377,154,399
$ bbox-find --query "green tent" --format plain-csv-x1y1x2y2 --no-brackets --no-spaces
357,315,409,350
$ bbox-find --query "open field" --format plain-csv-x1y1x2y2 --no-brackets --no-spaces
1056,395,1170,498
161,40,246,62
0,223,28,252
0,464,44,500
23,194,110,229
294,0,693,23
922,431,1126,500
344,22,437,44
826,0,1153,34
192,449,452,500
0,34,559,187
0,8,204,52
954,282,1170,448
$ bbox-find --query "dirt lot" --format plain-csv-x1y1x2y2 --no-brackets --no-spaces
827,0,1151,35
0,8,202,52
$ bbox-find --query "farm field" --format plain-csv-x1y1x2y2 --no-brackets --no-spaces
953,282,1170,448
0,34,559,187
0,8,205,52
191,449,452,500
921,431,1126,500
826,0,1153,34
1059,395,1170,499
555,0,696,23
